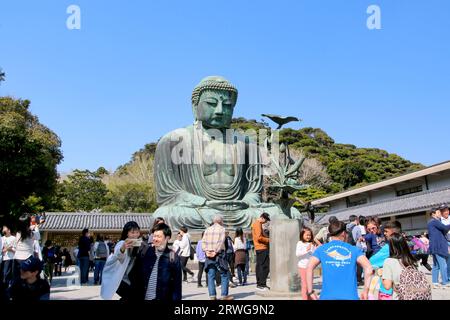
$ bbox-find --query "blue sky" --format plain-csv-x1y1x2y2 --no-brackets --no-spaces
0,0,449,173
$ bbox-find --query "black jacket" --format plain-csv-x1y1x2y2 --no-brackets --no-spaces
78,236,92,257
9,278,50,301
130,244,182,301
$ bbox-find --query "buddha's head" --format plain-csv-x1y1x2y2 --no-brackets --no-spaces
191,76,238,129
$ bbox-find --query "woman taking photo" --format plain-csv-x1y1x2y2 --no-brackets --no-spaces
100,221,141,300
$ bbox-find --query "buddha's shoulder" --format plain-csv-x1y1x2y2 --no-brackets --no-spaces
157,126,194,144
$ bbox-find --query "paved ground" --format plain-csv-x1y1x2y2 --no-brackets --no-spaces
50,265,450,300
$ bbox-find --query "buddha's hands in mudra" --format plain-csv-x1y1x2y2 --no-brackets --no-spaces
205,200,249,211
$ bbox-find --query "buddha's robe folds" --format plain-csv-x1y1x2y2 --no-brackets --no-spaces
153,123,300,230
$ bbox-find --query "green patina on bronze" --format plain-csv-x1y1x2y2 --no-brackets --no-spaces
153,76,302,230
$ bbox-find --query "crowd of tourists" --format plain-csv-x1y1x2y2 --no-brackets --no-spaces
98,213,267,301
0,214,68,301
298,203,450,300
75,230,115,286
2,204,449,301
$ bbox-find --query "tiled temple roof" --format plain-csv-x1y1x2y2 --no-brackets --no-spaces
316,187,450,225
40,212,154,232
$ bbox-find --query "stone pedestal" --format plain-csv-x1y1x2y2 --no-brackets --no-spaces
257,219,301,298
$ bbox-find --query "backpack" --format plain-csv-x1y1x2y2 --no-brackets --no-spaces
346,224,356,246
394,264,432,300
225,236,234,254
262,222,270,238
96,242,108,258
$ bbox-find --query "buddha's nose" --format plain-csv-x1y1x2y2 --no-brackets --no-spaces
215,102,224,115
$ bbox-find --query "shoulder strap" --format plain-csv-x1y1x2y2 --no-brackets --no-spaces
139,241,150,257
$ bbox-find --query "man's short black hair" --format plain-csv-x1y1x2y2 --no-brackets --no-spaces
82,228,89,236
180,226,188,233
383,221,402,233
349,215,358,223
328,220,346,237
328,216,338,224
153,223,172,238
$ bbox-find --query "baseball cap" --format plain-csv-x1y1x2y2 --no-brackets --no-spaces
20,257,44,273
260,212,271,221
437,204,449,210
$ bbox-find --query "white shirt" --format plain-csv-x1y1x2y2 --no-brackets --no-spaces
178,233,191,258
359,225,367,236
34,241,42,261
172,240,181,254
14,232,37,260
296,241,315,269
233,237,247,251
2,235,16,261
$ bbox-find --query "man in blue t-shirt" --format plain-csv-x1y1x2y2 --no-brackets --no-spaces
306,220,373,300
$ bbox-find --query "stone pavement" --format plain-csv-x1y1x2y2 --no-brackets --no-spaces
50,265,450,300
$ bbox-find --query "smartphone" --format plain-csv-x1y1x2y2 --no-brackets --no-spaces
126,238,142,247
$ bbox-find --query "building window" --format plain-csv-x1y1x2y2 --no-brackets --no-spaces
347,198,367,208
396,185,423,197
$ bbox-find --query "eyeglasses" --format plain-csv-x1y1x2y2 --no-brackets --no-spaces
368,227,378,231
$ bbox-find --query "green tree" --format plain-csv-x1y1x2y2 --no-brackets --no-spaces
102,153,157,212
0,97,63,217
103,183,157,213
58,169,109,212
327,159,366,189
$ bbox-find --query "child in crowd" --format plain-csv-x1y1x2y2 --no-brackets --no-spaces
9,256,50,301
296,227,316,300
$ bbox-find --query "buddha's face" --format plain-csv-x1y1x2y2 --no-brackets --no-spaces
195,89,235,129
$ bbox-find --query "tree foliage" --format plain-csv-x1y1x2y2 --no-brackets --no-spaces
102,153,157,212
231,118,424,200
56,169,109,212
278,126,424,192
0,97,63,217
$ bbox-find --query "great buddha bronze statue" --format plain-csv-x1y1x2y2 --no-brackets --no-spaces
153,76,301,230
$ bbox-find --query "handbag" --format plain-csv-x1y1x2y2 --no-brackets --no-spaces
188,238,195,260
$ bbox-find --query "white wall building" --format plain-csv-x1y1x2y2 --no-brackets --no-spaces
312,161,450,234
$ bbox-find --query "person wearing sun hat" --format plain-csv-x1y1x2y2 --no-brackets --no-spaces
8,256,50,301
